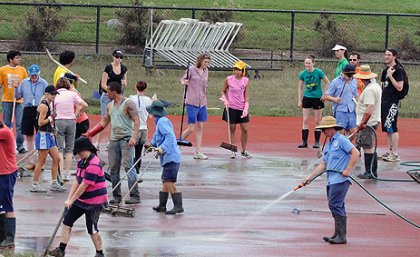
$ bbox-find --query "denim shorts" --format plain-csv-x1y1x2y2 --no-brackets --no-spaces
335,111,357,130
100,93,111,117
0,171,17,213
186,104,207,124
161,162,180,183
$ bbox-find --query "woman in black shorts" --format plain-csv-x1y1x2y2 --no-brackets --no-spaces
297,55,330,148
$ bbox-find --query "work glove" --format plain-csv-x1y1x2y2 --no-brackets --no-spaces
219,95,229,107
155,147,164,156
240,102,249,118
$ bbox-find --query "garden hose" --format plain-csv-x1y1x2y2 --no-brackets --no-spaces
364,125,415,182
325,170,420,229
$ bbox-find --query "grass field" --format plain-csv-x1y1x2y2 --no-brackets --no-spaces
1,54,418,118
1,1,420,52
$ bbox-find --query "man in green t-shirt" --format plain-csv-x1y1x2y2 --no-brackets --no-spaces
332,44,349,78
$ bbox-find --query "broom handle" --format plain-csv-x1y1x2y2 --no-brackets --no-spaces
179,64,189,139
226,105,232,144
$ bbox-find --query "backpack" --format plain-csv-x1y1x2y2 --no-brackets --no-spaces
398,66,409,100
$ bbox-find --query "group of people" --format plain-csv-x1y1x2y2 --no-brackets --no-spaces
299,45,408,244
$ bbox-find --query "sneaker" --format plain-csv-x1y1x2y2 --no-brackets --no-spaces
95,253,105,257
30,183,47,193
109,198,122,205
381,152,391,159
50,182,67,192
193,153,209,160
383,153,400,162
62,173,70,181
241,150,252,159
230,152,236,159
125,197,141,204
17,148,28,154
48,247,65,257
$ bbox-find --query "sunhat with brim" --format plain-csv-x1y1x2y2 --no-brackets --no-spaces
353,65,377,79
73,137,97,155
146,100,168,117
233,60,247,77
332,44,347,51
342,64,356,74
316,116,343,130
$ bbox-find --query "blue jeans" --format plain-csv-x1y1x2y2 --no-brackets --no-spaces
327,180,351,217
108,139,139,199
100,93,110,117
2,102,24,150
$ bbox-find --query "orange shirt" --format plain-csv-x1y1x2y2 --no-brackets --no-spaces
355,66,364,96
0,65,28,103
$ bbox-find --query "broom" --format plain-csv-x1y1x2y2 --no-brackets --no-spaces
220,105,238,152
177,63,192,147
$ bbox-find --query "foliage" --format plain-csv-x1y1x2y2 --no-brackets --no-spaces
17,0,66,51
313,13,357,57
396,34,420,61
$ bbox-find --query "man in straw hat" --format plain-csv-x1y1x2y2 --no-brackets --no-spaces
353,65,382,179
303,116,359,244
322,64,359,137
146,100,183,215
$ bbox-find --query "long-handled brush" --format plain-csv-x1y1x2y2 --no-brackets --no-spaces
177,64,192,147
220,105,238,152
43,207,68,257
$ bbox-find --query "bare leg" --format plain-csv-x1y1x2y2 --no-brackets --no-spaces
63,152,73,173
164,182,177,194
181,123,195,140
60,225,71,244
90,233,103,251
313,109,323,127
240,123,249,151
49,147,61,181
229,124,237,145
33,150,48,182
302,108,312,129
391,132,399,154
26,135,34,152
195,122,204,153
387,133,393,153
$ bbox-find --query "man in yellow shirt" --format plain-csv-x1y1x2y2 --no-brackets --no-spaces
0,50,28,153
53,50,75,86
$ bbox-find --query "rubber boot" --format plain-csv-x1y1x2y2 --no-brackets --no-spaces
329,216,347,244
298,129,309,148
0,217,16,249
313,130,321,148
152,191,169,212
165,192,184,215
0,213,5,244
323,215,338,242
371,153,378,178
357,153,375,179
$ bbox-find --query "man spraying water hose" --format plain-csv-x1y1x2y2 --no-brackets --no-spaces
353,65,382,179
302,116,360,244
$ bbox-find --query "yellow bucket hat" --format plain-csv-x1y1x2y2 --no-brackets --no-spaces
233,61,247,77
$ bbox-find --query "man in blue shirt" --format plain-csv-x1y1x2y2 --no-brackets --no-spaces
146,100,183,215
322,64,359,137
15,64,48,154
304,116,359,244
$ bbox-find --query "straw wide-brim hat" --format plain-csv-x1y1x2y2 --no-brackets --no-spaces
73,137,97,155
146,100,168,117
353,64,377,79
316,116,343,130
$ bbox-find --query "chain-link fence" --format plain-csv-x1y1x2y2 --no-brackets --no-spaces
0,3,419,69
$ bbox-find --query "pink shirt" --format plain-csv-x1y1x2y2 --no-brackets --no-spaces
226,75,249,110
54,88,83,120
181,66,208,107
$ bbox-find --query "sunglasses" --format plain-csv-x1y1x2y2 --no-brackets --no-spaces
349,59,359,61
114,55,123,59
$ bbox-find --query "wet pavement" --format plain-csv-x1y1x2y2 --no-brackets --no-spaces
8,143,420,257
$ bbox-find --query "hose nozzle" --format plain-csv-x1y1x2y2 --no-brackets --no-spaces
293,182,307,191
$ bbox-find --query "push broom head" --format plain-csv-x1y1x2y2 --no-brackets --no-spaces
220,141,238,152
407,171,420,184
177,138,192,147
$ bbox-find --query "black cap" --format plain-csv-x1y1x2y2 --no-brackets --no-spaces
112,49,123,57
45,85,59,95
73,137,97,155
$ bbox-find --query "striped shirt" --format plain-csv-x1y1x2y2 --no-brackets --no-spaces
74,154,108,210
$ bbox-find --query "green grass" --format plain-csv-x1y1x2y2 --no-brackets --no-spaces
1,1,419,52
1,55,419,118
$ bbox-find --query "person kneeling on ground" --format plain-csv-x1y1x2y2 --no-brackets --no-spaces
48,137,108,257
147,101,184,215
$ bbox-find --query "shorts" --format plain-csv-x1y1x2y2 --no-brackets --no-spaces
21,106,38,136
0,171,17,213
381,102,398,133
302,96,324,110
161,162,180,183
35,132,56,150
100,93,111,117
335,111,357,130
63,204,102,235
186,104,208,124
356,124,378,149
222,107,249,124
55,119,76,154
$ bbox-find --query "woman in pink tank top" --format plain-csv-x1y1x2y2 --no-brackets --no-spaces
219,61,252,159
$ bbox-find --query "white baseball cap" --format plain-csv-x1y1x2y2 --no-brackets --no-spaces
331,44,347,51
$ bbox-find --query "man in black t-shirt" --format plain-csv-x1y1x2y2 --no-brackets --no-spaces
380,49,404,162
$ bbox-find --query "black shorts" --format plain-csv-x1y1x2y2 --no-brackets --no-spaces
222,107,250,124
21,106,38,136
302,96,324,110
63,204,101,234
75,119,90,139
381,102,398,133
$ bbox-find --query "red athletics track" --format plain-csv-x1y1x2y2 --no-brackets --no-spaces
9,115,420,257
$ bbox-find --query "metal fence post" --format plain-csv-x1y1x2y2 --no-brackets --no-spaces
95,5,101,55
385,14,390,50
290,11,295,60
192,8,196,19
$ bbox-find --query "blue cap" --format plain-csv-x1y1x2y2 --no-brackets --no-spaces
28,64,40,76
